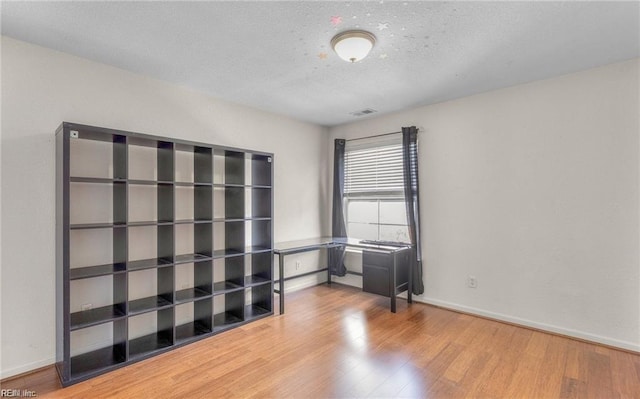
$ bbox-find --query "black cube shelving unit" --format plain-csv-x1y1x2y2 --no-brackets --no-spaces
56,122,273,386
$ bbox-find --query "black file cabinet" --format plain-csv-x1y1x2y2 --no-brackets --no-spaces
362,248,410,298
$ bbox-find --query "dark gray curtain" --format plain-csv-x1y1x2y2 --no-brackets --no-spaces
402,126,424,295
329,139,347,276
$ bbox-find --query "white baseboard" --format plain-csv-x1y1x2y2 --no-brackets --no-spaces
331,274,362,288
277,275,325,293
414,295,640,353
1,357,56,380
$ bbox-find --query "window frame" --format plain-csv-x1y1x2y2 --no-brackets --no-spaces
343,135,409,243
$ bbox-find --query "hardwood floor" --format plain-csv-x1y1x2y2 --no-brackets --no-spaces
3,283,639,398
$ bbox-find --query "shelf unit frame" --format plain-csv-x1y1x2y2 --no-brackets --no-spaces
56,122,273,386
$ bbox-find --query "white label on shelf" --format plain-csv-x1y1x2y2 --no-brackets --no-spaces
267,157,272,163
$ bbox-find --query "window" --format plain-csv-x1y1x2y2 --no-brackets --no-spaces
344,136,409,243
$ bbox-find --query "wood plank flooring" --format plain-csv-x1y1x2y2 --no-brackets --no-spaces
2,283,639,398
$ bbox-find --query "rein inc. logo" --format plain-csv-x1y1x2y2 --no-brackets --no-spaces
0,389,37,397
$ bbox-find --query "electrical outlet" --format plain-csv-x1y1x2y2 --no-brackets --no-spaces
81,303,93,311
467,275,477,288
295,261,301,270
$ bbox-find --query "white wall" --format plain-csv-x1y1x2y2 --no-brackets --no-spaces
330,58,640,351
0,37,328,378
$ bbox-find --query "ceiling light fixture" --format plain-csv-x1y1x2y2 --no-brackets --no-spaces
331,30,376,63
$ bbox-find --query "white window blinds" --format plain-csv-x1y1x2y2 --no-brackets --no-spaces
344,135,404,196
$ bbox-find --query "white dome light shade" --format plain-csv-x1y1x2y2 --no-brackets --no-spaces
331,30,376,63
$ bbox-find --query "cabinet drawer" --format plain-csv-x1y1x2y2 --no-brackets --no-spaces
363,264,391,297
363,250,392,268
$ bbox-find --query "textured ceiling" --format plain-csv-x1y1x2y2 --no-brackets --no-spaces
2,1,639,127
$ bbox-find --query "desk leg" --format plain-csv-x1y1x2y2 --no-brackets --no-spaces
327,247,332,286
408,249,413,304
279,254,285,315
391,252,397,313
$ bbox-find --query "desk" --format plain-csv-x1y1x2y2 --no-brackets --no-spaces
274,237,412,314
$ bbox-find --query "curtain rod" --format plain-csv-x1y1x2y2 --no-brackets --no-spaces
345,131,401,142
345,128,419,142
